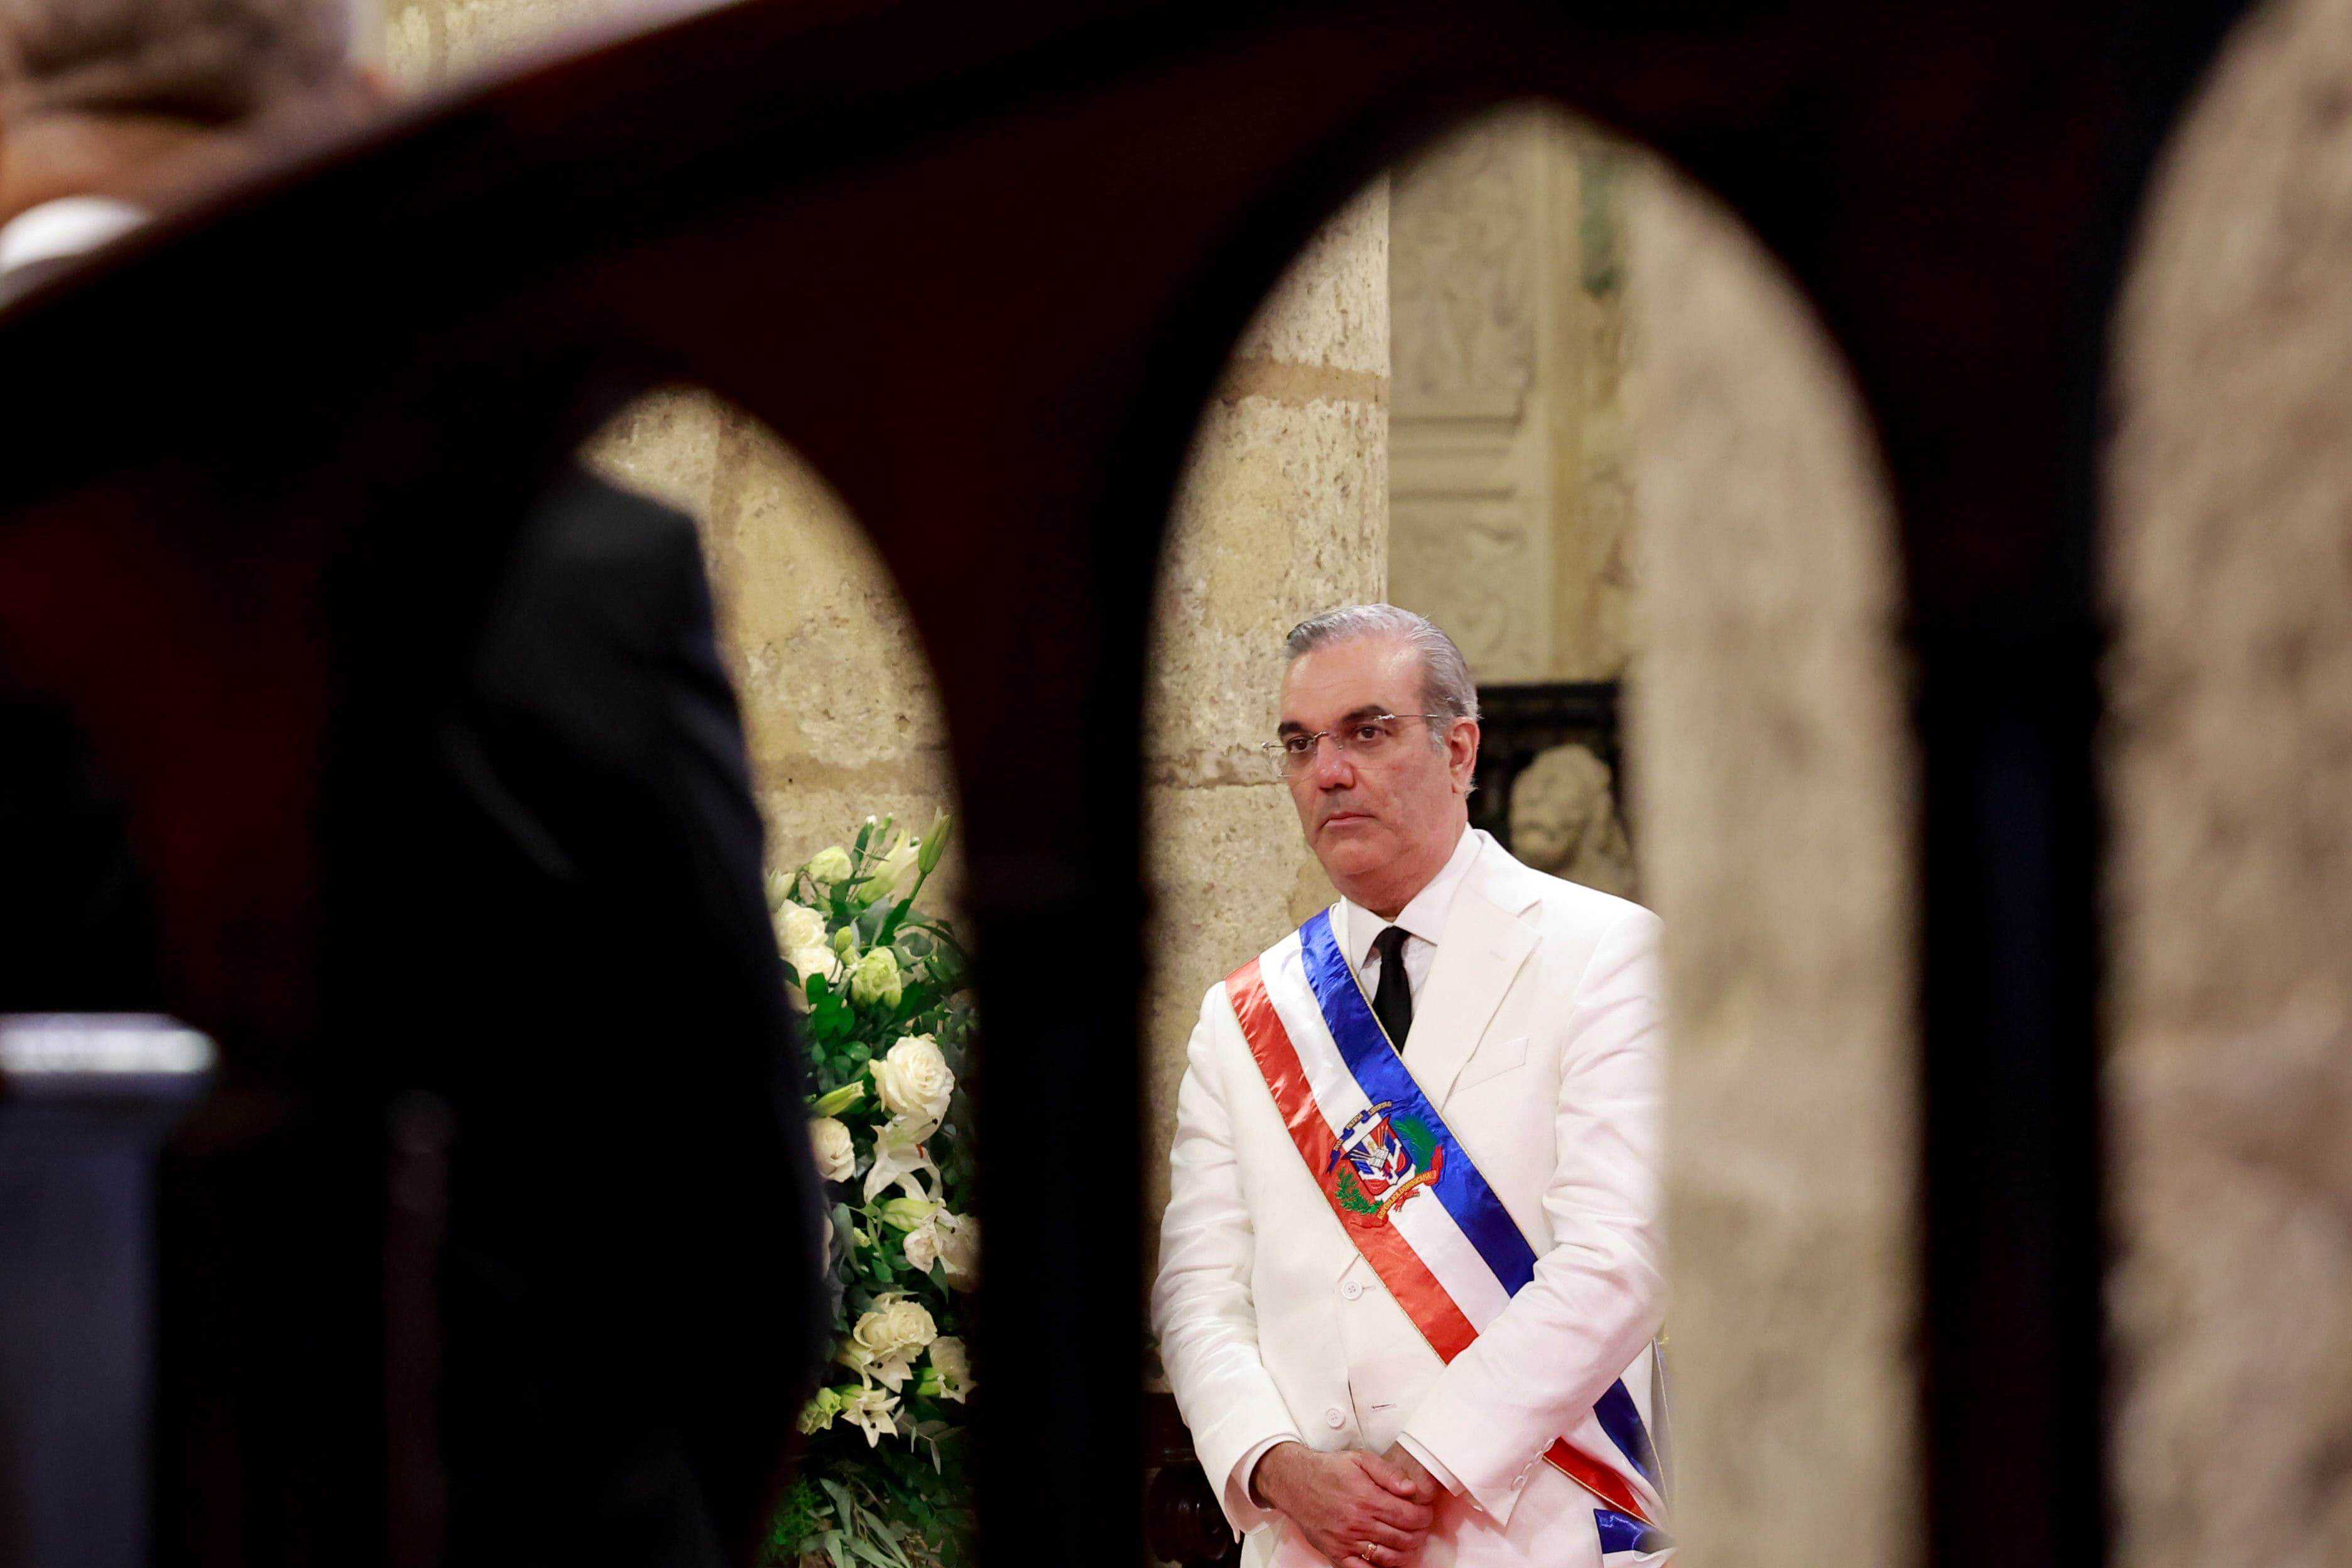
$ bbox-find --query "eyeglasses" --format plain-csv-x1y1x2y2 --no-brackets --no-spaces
1259,714,1449,780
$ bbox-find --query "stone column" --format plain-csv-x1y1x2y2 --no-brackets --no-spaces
1140,182,1391,1248
2106,1,2352,1560
1626,165,1920,1565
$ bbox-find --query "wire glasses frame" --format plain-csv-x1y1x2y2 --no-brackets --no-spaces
1258,713,1451,780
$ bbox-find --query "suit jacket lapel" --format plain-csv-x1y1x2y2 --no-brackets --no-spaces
1403,871,1538,1108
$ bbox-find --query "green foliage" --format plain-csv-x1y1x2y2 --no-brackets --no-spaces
763,812,979,1568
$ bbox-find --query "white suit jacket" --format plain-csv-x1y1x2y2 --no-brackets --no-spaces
1150,832,1668,1568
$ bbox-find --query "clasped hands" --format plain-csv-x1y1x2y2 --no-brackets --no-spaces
1253,1439,1442,1568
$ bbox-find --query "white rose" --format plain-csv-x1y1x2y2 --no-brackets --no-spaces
937,1212,979,1290
837,1385,900,1448
844,1293,938,1390
846,946,902,1010
807,1117,856,1182
773,899,827,954
872,1035,954,1123
784,943,842,1011
925,1336,974,1403
856,1295,938,1358
805,846,854,889
901,1216,942,1273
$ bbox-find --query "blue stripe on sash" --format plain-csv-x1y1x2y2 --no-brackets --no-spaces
1593,1508,1670,1557
1595,1379,1662,1491
1297,910,1539,1292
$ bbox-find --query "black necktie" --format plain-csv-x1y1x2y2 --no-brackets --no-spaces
1371,924,1415,1048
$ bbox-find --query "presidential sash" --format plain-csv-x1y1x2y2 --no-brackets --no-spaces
1225,909,1672,1561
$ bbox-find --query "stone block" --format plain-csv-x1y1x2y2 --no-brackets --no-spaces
1229,180,1390,378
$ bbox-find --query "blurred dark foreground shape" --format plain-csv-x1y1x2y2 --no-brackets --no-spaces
0,4,831,1560
0,0,2263,1564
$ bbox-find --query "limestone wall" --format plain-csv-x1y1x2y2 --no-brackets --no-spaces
2104,0,2352,1560
1138,182,1391,1246
384,0,963,883
587,393,962,884
1625,163,1920,1565
380,0,633,85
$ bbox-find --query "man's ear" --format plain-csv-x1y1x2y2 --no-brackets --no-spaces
1451,719,1481,791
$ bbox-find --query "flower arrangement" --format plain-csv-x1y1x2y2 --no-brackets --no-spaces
763,811,979,1568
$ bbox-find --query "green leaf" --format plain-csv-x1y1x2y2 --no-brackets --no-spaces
1334,1166,1380,1216
842,1533,903,1568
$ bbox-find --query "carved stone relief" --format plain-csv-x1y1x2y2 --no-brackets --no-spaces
1390,111,1638,687
1390,112,1550,681
1388,498,1544,675
1391,115,1538,418
1507,741,1635,897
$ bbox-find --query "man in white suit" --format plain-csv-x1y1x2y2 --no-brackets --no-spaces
1152,604,1670,1568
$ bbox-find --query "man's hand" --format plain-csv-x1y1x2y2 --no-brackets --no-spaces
1378,1443,1438,1499
1253,1440,1439,1568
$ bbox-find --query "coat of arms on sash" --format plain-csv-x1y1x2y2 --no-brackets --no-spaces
1327,1099,1444,1224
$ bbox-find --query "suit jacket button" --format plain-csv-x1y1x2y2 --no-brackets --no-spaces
1324,1407,1347,1430
1341,1280,1363,1300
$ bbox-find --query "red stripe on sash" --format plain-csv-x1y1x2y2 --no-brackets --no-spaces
1230,956,1662,1531
1227,959,1479,1360
1544,1437,1653,1527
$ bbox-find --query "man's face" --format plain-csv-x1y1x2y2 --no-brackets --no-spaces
1277,634,1478,905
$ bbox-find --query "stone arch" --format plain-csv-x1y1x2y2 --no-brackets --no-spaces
1140,101,1919,1567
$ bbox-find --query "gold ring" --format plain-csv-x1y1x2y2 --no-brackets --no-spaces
1362,1545,1378,1562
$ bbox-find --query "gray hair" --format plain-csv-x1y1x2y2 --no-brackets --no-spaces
1283,603,1481,725
0,0,352,124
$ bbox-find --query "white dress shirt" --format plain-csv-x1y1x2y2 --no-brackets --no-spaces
1339,823,1483,1021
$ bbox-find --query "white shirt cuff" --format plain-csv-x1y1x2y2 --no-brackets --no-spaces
1226,1434,1297,1537
1396,1432,1464,1496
